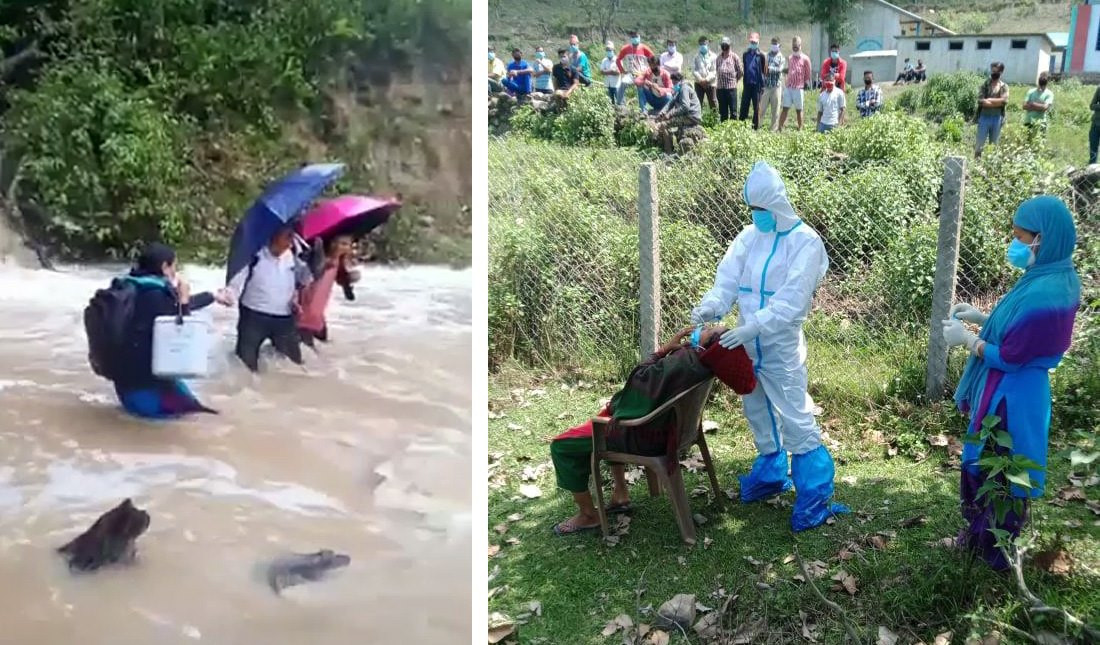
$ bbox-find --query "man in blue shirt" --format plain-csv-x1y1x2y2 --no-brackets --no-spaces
503,48,533,98
568,34,592,85
740,32,767,129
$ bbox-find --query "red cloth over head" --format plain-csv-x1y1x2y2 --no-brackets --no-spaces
698,342,756,394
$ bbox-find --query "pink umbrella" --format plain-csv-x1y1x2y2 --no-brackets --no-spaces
299,195,402,241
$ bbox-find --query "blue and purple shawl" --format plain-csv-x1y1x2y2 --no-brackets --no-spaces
955,196,1080,497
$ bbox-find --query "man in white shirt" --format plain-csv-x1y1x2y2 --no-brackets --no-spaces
532,45,554,94
227,226,312,371
599,40,623,105
816,72,846,133
692,36,717,112
660,39,683,75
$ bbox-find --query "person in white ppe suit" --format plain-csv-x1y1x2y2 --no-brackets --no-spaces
691,161,848,531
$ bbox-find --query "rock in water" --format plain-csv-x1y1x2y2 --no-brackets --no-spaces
266,549,351,594
57,498,151,572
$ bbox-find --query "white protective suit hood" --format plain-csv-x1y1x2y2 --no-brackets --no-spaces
743,161,799,231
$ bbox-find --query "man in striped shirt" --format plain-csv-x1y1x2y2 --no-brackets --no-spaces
778,36,811,131
760,37,785,131
715,36,743,122
856,70,883,117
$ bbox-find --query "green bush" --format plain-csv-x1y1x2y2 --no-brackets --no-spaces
936,116,965,143
552,87,616,147
870,220,938,323
896,71,983,122
7,63,192,258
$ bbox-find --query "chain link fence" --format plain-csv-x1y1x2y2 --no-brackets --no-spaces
489,135,1099,399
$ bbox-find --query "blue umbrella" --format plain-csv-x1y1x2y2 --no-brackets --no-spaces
225,163,346,283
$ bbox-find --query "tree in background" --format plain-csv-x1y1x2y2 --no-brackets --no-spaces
802,0,856,49
578,0,622,47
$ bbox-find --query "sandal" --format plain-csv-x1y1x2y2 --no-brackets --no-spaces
553,518,600,536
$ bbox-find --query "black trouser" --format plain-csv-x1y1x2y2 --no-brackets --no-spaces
717,87,738,121
740,83,763,129
1090,124,1100,165
694,82,717,110
236,305,303,372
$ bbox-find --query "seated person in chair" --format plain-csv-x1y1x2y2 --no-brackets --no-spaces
550,325,756,535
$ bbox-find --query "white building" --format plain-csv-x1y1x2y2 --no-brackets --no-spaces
810,0,953,75
894,33,1056,85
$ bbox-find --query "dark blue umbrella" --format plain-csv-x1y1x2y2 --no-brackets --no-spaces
225,163,346,283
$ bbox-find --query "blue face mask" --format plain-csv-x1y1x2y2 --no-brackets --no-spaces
749,43,758,50
631,37,640,46
1006,237,1037,269
606,50,614,58
673,83,682,93
690,325,703,348
699,45,708,55
830,51,839,60
488,52,495,60
535,51,544,59
570,44,579,53
752,208,776,233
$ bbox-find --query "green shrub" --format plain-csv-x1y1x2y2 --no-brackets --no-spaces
829,112,933,163
870,220,938,323
896,71,983,122
936,116,965,143
552,87,616,147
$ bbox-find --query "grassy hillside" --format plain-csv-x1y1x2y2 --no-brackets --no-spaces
488,0,1071,52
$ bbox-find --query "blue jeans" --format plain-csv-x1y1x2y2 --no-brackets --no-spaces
606,87,621,105
641,88,670,113
975,113,1003,157
502,78,529,97
817,121,836,133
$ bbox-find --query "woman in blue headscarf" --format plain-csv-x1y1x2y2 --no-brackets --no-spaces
941,195,1080,569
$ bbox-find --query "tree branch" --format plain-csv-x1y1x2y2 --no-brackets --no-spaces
0,39,40,80
795,549,863,644
1008,544,1100,642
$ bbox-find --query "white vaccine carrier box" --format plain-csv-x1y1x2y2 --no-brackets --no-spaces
152,314,210,379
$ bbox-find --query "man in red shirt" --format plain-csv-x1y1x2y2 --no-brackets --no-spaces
617,30,656,111
819,43,847,91
637,55,673,113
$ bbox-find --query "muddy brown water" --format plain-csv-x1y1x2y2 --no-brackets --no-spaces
0,263,471,644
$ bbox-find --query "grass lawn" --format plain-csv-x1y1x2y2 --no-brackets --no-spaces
487,351,1100,644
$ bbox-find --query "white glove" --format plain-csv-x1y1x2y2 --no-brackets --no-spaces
949,302,988,325
942,319,981,353
719,322,760,349
690,304,718,326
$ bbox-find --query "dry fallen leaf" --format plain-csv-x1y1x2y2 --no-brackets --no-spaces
507,513,524,522
1086,500,1100,516
1033,548,1073,577
928,434,949,447
900,515,928,528
702,420,719,433
730,618,765,644
488,613,516,644
806,559,829,578
934,631,953,645
488,544,501,558
645,630,670,645
1057,486,1087,502
878,626,899,645
601,614,634,637
506,423,524,431
869,535,887,550
832,570,859,595
782,554,796,564
693,611,723,640
680,455,706,472
799,610,818,642
704,536,714,549
693,513,708,526
519,484,542,499
527,601,542,617
656,594,696,631
494,523,508,535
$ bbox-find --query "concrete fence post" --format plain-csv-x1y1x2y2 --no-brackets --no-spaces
638,162,661,358
925,156,967,400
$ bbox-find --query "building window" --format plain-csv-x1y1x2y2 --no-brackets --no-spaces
977,40,992,50
949,41,964,50
916,41,931,51
1011,39,1027,50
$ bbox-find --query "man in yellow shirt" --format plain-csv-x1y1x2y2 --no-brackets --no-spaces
489,46,506,94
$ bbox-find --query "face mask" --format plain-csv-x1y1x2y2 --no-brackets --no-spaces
690,326,703,349
631,37,640,46
824,82,835,92
673,83,682,93
721,45,730,52
770,44,779,53
560,57,569,65
793,45,800,52
668,45,676,53
1006,238,1038,269
699,45,708,55
830,51,839,60
749,43,758,50
991,72,1001,80
752,209,776,233
606,50,614,58
535,51,544,59
570,45,579,53
513,56,521,62
488,52,495,60
864,78,872,86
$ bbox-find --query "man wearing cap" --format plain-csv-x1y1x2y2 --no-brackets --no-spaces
617,30,656,110
568,34,592,85
778,36,812,131
715,36,743,122
488,46,505,94
740,32,767,129
660,38,683,75
692,36,718,112
599,40,624,105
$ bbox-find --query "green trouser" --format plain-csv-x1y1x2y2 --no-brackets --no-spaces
550,434,593,493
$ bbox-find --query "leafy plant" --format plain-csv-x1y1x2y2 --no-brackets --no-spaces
964,415,1043,548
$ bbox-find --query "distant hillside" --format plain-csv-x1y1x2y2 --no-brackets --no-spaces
488,0,1071,50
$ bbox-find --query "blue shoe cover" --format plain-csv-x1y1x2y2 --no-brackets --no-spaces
791,445,850,532
738,450,794,503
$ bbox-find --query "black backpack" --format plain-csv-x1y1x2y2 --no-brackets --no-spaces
83,277,138,381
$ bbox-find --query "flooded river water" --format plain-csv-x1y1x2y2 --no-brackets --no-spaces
0,262,471,644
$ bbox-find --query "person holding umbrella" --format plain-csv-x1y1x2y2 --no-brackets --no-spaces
225,163,346,372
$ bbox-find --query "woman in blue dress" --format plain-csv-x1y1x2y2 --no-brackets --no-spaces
942,196,1081,569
